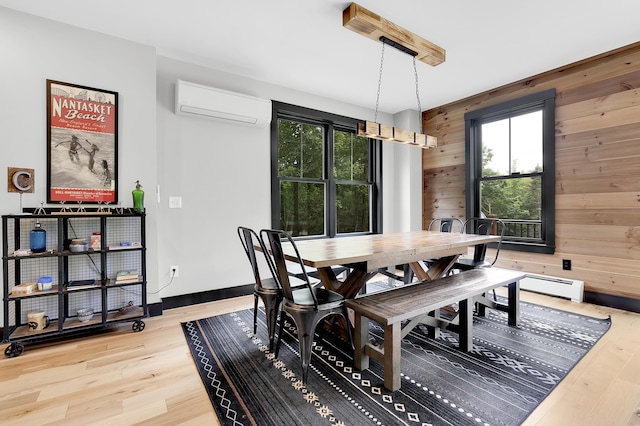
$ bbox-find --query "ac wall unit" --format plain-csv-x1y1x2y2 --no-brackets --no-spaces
175,79,272,127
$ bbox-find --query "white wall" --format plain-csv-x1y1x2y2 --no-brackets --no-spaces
0,7,424,324
390,109,424,232
0,7,159,327
155,57,408,297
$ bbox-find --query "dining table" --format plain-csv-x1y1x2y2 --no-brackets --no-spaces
280,230,502,298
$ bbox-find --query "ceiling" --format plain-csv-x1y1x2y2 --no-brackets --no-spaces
2,0,640,115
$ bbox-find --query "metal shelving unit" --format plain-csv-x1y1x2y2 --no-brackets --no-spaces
2,212,147,357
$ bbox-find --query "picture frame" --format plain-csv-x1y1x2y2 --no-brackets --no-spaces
46,79,118,204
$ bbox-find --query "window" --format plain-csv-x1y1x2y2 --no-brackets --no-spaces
464,89,555,254
271,102,382,238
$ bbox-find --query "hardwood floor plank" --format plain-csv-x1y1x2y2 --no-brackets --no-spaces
1,292,639,425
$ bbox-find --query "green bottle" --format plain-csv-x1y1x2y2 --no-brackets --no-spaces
132,180,144,213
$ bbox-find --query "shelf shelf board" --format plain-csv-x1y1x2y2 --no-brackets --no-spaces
107,307,144,322
64,316,102,329
9,320,61,339
9,285,59,299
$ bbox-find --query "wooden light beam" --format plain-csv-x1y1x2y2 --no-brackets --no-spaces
344,3,442,149
342,2,446,67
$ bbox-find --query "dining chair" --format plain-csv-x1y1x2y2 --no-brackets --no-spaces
237,226,282,352
260,228,353,384
453,217,505,271
446,217,507,314
428,217,464,233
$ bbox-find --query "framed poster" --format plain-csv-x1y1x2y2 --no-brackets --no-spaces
46,79,118,203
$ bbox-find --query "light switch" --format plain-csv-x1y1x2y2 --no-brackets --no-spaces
169,196,182,209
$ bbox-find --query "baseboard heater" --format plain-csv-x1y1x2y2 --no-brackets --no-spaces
518,273,584,302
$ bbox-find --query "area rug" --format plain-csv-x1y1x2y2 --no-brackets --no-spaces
181,298,610,426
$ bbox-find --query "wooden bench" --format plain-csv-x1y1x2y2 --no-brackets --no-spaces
345,268,525,391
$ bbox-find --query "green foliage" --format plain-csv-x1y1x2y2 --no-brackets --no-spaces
481,147,541,221
277,120,371,236
336,184,369,233
277,120,323,179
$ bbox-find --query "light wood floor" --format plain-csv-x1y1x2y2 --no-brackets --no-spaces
1,290,639,426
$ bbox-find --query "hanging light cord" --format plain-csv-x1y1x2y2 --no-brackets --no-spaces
375,39,424,134
413,56,423,134
374,41,386,123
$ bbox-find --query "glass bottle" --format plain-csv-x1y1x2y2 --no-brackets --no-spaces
30,220,46,253
132,180,144,213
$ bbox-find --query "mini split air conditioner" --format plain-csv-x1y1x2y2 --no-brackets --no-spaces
175,79,272,127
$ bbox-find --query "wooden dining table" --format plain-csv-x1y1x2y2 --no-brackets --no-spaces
281,230,502,298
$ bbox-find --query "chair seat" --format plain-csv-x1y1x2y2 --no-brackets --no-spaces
289,287,344,307
288,262,348,281
256,277,280,291
453,258,491,271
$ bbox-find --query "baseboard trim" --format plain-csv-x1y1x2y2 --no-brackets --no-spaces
583,291,640,314
161,284,253,310
148,302,163,317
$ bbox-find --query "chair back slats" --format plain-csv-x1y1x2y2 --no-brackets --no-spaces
237,227,262,286
260,229,318,307
237,226,279,289
428,217,463,233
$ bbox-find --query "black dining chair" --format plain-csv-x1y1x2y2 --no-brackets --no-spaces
424,217,464,267
260,228,353,384
451,217,506,307
453,217,505,271
237,226,282,352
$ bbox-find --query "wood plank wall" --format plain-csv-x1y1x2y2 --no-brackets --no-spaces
422,41,640,302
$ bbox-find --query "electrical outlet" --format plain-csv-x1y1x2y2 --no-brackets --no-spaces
170,265,179,277
562,259,571,271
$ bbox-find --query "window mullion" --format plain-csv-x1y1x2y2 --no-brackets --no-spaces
326,123,336,237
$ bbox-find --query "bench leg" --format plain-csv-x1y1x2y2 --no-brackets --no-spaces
507,281,520,326
458,297,473,351
476,295,487,317
425,309,441,340
384,322,401,391
353,312,369,371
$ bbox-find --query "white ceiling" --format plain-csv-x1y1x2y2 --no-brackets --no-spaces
2,0,640,114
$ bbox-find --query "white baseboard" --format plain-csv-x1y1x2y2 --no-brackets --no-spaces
518,273,584,303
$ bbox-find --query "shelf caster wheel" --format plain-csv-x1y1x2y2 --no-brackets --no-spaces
4,342,24,358
132,320,145,332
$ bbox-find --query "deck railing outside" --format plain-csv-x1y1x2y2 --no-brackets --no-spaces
501,219,542,242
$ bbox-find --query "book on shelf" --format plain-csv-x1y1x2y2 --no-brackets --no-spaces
67,279,98,290
107,242,142,250
116,270,139,280
114,276,140,284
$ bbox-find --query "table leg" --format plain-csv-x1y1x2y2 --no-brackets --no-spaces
409,254,460,281
316,263,373,299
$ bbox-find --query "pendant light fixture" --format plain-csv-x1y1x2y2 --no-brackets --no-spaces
343,3,445,149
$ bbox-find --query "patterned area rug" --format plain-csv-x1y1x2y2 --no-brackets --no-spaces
181,297,610,426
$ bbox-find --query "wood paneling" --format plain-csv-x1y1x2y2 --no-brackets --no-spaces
423,41,640,301
556,209,640,226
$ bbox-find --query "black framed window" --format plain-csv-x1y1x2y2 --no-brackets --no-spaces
465,89,556,254
271,102,382,238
